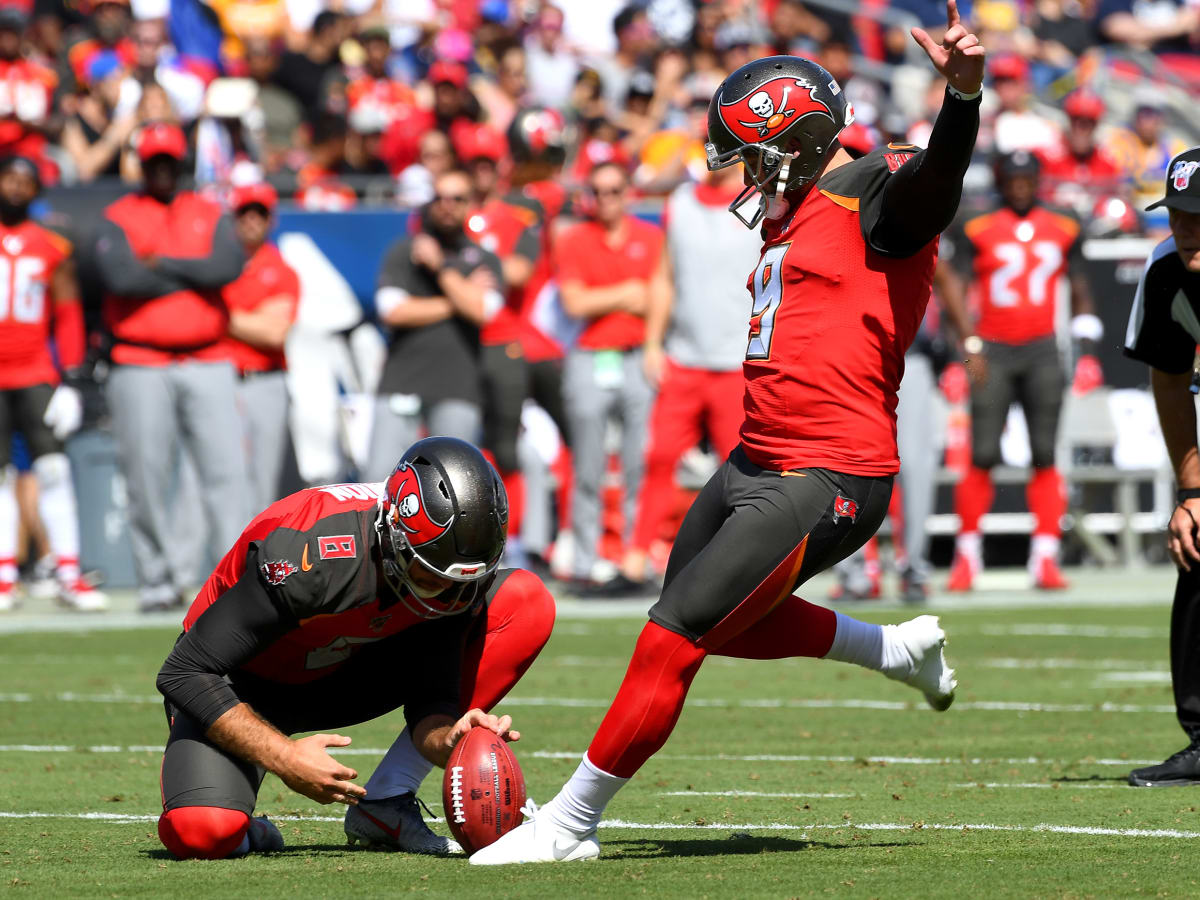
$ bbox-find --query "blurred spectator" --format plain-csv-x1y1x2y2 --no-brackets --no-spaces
1030,0,1092,86
821,37,884,128
1095,0,1199,53
294,112,356,210
273,9,342,111
345,104,389,177
66,0,132,92
769,0,840,55
122,82,178,182
630,78,709,196
713,17,764,74
0,155,106,611
60,57,135,181
345,26,414,129
988,52,1059,154
428,60,479,138
1107,89,1189,212
907,76,948,147
475,43,527,135
366,167,498,481
614,160,760,593
94,122,248,612
122,17,205,123
222,182,299,511
243,37,301,173
194,77,262,188
207,0,288,62
524,4,577,111
555,161,665,588
940,151,1100,593
592,5,657,114
1038,89,1125,215
396,127,454,208
0,7,57,182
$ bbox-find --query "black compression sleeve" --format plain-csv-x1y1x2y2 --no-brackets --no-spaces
401,617,467,734
155,554,297,730
870,90,981,257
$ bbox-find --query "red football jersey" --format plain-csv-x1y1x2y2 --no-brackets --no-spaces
739,149,938,477
0,58,55,149
553,216,663,351
185,482,436,684
220,242,300,373
0,221,71,390
956,205,1082,344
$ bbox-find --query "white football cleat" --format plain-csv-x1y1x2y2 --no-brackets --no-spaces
0,584,16,612
889,615,956,711
469,800,600,865
58,581,108,612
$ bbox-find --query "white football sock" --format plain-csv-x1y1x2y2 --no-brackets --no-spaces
1029,534,1060,561
0,468,17,584
823,612,913,679
544,754,628,837
363,727,434,800
33,454,80,582
955,531,982,565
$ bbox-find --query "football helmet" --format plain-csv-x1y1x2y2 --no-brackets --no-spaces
507,106,567,166
377,437,508,618
706,55,853,228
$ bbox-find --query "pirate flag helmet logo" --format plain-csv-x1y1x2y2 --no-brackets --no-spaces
706,56,853,228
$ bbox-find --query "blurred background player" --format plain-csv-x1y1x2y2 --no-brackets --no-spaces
554,160,666,590
1038,90,1125,217
222,182,299,512
940,150,1102,592
0,155,104,611
95,123,249,612
366,168,500,481
609,158,761,594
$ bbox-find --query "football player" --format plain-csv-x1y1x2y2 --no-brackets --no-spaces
154,437,556,859
940,150,1100,591
0,155,105,611
470,0,981,865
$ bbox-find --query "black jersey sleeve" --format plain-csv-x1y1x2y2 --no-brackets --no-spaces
1124,239,1199,374
156,546,298,730
860,90,980,258
253,509,378,620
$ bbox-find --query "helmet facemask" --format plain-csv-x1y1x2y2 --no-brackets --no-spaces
375,501,495,619
706,138,832,229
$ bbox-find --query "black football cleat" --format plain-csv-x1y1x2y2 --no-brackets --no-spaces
1128,742,1200,787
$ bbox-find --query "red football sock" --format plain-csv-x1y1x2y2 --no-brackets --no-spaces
459,570,556,711
711,594,838,660
158,806,250,860
1027,467,1065,537
586,621,707,778
955,466,994,534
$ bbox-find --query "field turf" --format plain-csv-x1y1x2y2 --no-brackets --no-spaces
1,568,1197,898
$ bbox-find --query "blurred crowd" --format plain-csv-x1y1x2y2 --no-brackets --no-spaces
0,0,1198,610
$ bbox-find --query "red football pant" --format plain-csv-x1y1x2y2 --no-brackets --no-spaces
158,807,250,860
632,362,743,552
1027,466,1065,538
586,597,837,778
460,568,557,711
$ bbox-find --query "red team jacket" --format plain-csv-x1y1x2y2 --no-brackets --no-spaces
102,191,230,366
0,221,77,390
739,146,939,478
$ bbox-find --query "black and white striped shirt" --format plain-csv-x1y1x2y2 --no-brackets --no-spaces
1124,236,1200,374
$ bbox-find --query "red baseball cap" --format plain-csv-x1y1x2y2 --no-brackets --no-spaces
137,122,187,161
453,123,506,162
990,53,1029,82
230,182,278,213
1064,89,1105,121
428,60,468,88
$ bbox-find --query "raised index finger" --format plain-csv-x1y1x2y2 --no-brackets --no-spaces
946,0,961,30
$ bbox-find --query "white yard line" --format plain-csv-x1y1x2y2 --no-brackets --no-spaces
971,625,1167,638
981,658,1167,671
2,810,1196,840
659,791,854,798
952,783,1122,790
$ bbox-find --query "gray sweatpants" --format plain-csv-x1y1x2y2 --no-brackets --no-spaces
563,347,654,579
107,361,250,605
837,351,938,588
364,395,482,483
235,370,291,513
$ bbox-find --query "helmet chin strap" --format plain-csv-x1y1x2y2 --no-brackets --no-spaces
764,156,793,221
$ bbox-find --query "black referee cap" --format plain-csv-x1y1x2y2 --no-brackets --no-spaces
1146,147,1200,214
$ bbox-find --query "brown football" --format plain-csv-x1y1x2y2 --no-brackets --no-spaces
442,726,526,854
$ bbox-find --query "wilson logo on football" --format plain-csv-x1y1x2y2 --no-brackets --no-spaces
318,534,357,559
719,77,833,144
386,463,453,546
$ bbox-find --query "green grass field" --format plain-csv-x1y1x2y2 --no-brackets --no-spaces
2,570,1198,898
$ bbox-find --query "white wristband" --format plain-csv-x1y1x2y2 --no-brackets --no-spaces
375,286,410,318
482,289,504,323
947,85,982,102
1070,313,1104,343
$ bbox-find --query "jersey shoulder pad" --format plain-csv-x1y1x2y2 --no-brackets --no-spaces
1041,205,1082,237
818,147,914,202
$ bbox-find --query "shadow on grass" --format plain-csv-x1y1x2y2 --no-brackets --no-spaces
606,836,910,859
141,844,360,861
1052,774,1128,784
